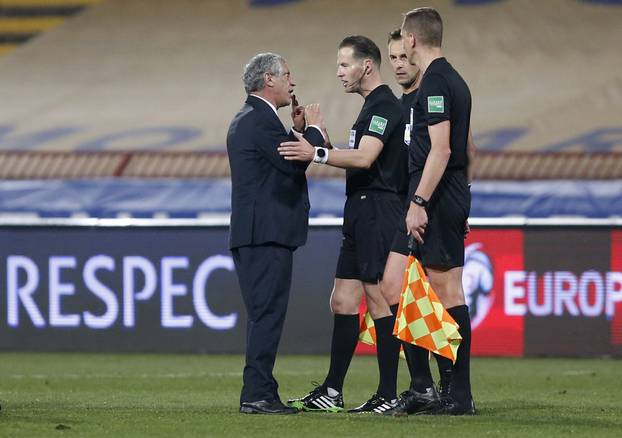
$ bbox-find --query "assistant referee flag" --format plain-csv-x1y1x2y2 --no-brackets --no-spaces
393,255,462,363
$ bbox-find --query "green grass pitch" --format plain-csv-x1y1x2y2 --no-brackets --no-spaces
0,354,620,437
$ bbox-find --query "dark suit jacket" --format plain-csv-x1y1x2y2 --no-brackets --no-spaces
227,95,324,250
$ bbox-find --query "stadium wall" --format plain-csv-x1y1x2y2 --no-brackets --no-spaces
1,0,621,153
1,220,621,357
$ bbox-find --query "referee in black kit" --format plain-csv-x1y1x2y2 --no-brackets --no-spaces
278,35,407,413
381,28,457,416
400,7,477,415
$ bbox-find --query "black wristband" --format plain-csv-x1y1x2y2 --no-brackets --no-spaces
412,195,429,208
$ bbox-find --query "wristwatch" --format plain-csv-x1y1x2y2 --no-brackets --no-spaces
313,147,329,164
412,194,429,208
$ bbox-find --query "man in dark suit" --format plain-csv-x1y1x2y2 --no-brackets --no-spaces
227,52,325,415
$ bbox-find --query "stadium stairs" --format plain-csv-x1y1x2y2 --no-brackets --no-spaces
1,0,621,218
0,0,101,56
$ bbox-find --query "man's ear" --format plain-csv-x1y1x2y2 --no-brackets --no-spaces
408,32,416,49
263,72,273,88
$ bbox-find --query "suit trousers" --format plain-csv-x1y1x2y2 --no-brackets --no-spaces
232,243,294,404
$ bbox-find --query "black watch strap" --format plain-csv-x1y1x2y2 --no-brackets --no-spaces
412,195,429,208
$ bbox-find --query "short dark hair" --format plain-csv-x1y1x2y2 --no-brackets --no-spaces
339,35,381,66
402,7,443,48
387,28,402,44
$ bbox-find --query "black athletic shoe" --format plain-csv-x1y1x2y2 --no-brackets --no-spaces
381,390,411,416
390,386,440,417
429,381,476,416
287,383,344,413
348,393,398,414
431,396,476,415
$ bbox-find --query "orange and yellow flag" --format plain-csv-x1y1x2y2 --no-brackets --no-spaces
393,255,462,363
358,311,376,346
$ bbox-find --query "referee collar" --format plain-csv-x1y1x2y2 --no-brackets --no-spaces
423,57,448,77
365,84,391,101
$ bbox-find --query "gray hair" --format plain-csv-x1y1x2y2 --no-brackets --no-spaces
242,52,285,94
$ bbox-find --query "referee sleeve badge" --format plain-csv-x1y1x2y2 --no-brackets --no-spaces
427,96,445,113
368,115,388,135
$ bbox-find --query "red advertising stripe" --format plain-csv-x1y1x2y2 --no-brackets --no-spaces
356,229,526,357
466,229,524,357
611,231,622,345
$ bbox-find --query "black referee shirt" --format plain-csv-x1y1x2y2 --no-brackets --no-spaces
409,57,471,174
345,84,408,196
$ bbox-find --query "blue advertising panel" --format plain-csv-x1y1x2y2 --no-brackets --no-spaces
2,219,621,357
0,225,340,354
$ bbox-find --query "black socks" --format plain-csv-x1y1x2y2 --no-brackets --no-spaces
373,305,401,400
447,305,472,399
321,305,464,401
435,354,453,392
403,342,434,392
323,313,360,393
402,305,470,395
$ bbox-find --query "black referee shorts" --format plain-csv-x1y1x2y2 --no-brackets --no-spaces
390,212,411,257
336,191,403,284
407,170,471,268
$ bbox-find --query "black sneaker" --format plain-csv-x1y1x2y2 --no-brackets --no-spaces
432,396,476,415
390,386,440,417
429,381,476,416
381,390,411,416
348,393,399,414
287,383,344,413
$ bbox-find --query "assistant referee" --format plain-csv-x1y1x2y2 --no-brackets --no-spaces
401,7,477,415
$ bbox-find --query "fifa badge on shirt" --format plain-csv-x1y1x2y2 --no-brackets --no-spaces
349,129,356,149
428,96,444,113
369,115,387,135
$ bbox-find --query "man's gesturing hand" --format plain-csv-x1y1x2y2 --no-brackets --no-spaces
291,94,305,131
279,130,315,162
304,103,323,127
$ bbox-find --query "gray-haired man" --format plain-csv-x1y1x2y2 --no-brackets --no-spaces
227,53,325,414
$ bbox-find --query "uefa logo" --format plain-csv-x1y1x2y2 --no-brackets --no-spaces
462,243,494,329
